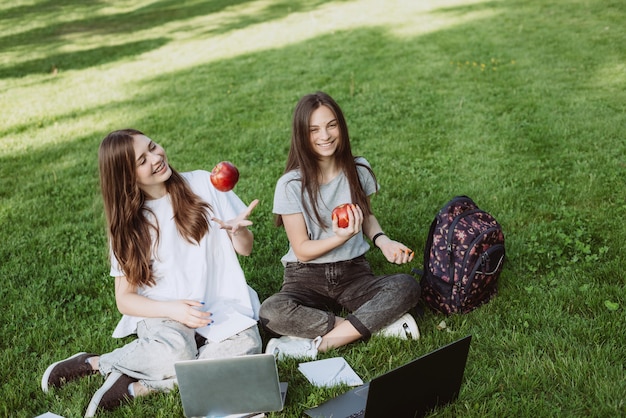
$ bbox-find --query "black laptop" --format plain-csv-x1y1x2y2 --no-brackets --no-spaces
304,335,472,418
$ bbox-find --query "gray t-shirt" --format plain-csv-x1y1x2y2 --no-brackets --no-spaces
273,157,378,265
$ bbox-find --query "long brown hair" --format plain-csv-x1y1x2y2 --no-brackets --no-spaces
98,129,212,287
277,91,376,228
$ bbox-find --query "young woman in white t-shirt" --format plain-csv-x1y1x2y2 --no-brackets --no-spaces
41,129,262,416
260,92,422,360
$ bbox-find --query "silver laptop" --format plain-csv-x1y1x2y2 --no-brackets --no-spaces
175,354,287,418
305,335,472,418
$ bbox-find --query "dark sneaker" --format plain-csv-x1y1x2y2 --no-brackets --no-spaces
84,372,137,417
41,352,98,393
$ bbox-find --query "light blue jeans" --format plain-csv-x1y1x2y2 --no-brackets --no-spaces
98,318,262,391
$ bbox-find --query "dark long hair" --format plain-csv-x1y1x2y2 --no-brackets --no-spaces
98,129,212,287
277,92,376,228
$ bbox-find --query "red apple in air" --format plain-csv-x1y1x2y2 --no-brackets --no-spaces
332,203,351,228
210,161,239,192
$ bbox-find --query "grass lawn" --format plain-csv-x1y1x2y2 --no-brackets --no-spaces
1,0,624,417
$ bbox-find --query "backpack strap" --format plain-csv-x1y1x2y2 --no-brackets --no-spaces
411,267,424,277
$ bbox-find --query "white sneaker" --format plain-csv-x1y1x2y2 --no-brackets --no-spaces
377,313,420,340
265,335,323,360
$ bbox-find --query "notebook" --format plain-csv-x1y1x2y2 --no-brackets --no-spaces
175,354,287,418
304,335,472,418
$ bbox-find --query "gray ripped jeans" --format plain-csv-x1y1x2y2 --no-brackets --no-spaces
98,319,261,392
259,255,421,339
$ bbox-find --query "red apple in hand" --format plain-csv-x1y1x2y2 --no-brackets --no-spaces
332,203,351,228
210,161,239,192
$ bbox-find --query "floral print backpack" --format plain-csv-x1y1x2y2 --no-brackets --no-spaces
413,196,505,315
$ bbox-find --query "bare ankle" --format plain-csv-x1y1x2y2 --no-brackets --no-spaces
132,382,152,397
87,356,100,371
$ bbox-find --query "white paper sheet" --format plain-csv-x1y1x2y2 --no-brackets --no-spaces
195,308,257,343
298,357,363,387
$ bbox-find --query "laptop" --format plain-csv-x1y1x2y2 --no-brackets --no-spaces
175,354,287,418
305,335,472,418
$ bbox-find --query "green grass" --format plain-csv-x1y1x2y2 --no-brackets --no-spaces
1,0,625,417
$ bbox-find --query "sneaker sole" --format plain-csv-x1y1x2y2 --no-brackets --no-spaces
84,371,124,418
41,352,88,393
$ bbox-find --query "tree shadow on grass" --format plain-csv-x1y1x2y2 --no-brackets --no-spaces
0,0,342,79
0,37,169,78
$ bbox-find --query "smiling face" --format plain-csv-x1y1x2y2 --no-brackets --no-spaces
132,134,172,199
309,105,340,159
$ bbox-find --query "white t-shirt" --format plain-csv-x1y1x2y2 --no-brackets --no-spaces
109,170,260,338
273,157,378,265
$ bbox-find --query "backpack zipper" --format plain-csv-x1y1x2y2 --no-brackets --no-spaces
446,208,481,285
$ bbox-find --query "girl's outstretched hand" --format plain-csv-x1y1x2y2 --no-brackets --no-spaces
378,237,415,265
167,300,214,329
332,203,363,238
212,199,259,235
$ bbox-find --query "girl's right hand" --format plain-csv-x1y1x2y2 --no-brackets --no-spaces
168,300,213,329
332,204,363,238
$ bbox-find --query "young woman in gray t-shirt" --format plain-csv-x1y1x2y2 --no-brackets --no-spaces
260,92,422,360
